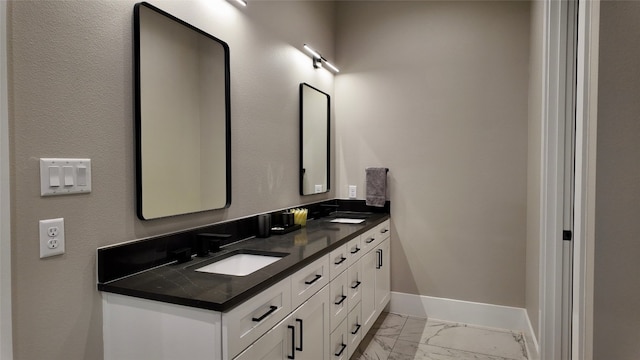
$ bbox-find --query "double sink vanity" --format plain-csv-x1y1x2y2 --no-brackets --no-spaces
102,3,392,359
99,210,391,360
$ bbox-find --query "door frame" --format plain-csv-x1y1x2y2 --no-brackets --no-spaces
572,0,600,359
539,0,576,358
0,1,13,359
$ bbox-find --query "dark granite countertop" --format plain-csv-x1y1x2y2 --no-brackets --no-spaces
98,213,389,312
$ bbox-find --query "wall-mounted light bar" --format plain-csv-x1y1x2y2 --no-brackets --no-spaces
229,0,247,7
303,44,339,73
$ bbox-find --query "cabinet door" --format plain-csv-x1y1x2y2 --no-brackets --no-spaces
329,318,348,360
290,285,330,360
346,258,362,312
329,270,349,332
375,239,391,311
233,316,290,360
360,247,377,334
346,302,362,360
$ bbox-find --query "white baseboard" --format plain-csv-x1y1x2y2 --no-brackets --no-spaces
389,292,539,357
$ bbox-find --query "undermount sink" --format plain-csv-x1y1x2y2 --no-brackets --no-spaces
195,250,287,276
329,218,365,224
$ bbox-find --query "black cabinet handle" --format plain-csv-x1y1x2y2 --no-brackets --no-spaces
335,343,347,357
376,249,382,269
295,319,303,351
287,325,296,359
365,237,375,244
305,274,322,285
380,228,389,234
334,295,347,305
351,280,361,289
350,247,360,254
351,324,361,335
334,256,347,265
380,249,384,267
252,305,278,322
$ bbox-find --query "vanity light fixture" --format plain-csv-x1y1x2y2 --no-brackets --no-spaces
303,44,339,73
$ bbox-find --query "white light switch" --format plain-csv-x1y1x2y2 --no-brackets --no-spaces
315,184,323,193
48,166,60,187
63,166,74,186
40,158,92,196
77,166,87,186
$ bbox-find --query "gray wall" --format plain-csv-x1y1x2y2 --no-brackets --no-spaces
335,1,530,307
594,1,640,358
526,0,544,341
7,1,335,359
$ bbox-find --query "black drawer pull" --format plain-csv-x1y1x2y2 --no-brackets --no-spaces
334,257,347,265
380,228,389,234
296,319,303,351
252,305,278,322
350,247,360,254
335,343,347,357
287,325,296,359
305,274,322,285
351,281,361,289
351,324,361,335
365,237,375,244
334,295,347,305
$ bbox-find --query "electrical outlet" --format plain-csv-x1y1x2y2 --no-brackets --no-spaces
348,185,357,199
39,218,65,258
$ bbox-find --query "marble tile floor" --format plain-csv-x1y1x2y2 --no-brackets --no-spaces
350,312,528,360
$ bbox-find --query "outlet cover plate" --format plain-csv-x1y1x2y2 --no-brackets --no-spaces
39,218,65,258
348,185,357,199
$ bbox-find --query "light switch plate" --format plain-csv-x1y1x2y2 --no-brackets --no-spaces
315,184,323,193
40,158,92,196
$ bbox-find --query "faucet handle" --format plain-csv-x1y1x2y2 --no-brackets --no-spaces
195,233,231,256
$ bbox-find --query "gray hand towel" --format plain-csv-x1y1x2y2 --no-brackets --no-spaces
366,167,387,207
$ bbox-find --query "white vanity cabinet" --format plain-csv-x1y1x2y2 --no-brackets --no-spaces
361,232,391,335
102,218,391,360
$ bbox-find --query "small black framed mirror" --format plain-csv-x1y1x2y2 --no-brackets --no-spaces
300,83,330,195
134,2,231,220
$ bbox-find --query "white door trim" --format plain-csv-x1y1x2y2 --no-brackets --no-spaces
572,0,599,359
539,0,573,358
0,1,13,359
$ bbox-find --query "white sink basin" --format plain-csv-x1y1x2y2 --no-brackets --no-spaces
195,253,284,276
330,218,365,224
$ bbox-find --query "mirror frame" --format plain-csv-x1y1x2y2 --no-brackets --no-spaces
134,2,231,220
299,83,330,195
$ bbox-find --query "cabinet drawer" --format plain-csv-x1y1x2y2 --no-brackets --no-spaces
347,302,363,360
329,318,349,360
291,255,330,309
329,270,349,332
376,220,391,241
346,236,363,266
223,278,291,360
360,227,379,254
329,244,349,280
347,258,362,311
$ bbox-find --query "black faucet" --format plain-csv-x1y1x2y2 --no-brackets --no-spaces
195,233,231,257
319,203,340,218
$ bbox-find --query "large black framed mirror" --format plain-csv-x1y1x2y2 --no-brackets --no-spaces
300,83,330,195
134,2,231,220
